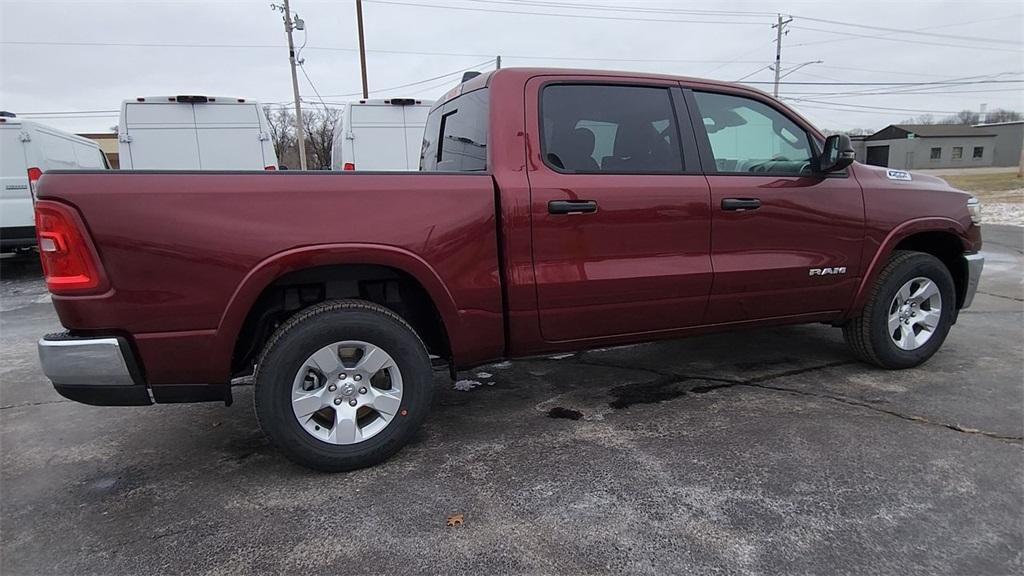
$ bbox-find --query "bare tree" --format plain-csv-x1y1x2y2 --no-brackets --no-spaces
263,106,298,168
982,109,1022,123
302,107,341,170
952,110,981,125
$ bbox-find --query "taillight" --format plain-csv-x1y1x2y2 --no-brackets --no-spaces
27,167,42,199
343,163,355,171
264,165,277,171
34,201,106,294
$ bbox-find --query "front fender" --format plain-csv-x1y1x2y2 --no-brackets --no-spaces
848,217,972,315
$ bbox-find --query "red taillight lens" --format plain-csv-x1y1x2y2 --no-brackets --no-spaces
343,162,355,171
27,167,42,198
34,201,105,294
264,165,277,171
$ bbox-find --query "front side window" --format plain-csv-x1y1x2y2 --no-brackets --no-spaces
541,84,683,173
973,146,984,159
692,91,813,175
420,88,488,171
952,146,963,160
930,147,942,160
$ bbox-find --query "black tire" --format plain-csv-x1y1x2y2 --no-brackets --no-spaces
254,299,433,472
843,250,956,369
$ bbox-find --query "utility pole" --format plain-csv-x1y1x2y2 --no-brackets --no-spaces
272,1,307,169
771,14,793,98
356,0,369,99
496,55,501,69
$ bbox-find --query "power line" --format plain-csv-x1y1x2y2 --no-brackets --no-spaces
743,79,1023,86
790,25,1022,53
784,98,961,114
795,14,1022,45
362,0,773,26
318,59,495,98
463,0,776,18
0,39,771,65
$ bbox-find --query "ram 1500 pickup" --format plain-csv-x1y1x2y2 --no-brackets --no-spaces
35,68,984,471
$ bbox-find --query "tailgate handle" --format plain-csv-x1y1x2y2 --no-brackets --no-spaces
548,200,598,215
721,198,761,211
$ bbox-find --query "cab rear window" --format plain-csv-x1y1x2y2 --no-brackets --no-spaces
420,88,488,172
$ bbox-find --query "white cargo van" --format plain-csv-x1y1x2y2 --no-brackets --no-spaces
331,98,433,171
0,114,109,253
118,96,278,170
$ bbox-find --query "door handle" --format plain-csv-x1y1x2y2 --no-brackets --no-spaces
721,198,761,211
548,200,598,215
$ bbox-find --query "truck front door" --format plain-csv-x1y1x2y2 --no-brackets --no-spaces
685,88,865,323
526,78,713,342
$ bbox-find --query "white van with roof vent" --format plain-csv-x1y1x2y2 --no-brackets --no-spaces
331,98,433,171
0,113,109,253
118,96,278,170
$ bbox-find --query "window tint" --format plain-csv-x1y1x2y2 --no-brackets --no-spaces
541,84,683,173
419,88,488,171
693,91,813,175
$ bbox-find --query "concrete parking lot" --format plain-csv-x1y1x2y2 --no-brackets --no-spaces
2,226,1022,575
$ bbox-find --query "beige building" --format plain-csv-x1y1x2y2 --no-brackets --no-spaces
78,132,119,168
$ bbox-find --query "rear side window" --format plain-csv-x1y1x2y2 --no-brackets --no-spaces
420,89,488,171
540,84,683,174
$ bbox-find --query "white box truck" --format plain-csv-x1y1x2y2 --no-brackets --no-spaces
0,113,109,253
331,98,433,171
118,96,278,170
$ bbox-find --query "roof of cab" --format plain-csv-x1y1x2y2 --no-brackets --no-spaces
437,66,772,108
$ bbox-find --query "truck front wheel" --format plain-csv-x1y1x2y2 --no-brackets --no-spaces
254,300,434,472
843,250,956,369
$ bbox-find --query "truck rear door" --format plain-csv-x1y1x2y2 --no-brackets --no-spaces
122,102,201,169
526,77,713,342
193,103,266,170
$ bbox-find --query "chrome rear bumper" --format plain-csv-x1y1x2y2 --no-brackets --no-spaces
37,334,152,406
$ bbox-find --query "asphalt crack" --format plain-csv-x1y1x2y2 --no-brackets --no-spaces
575,354,1023,445
976,290,1024,303
0,399,72,410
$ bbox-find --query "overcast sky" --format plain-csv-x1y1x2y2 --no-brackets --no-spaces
1,0,1021,133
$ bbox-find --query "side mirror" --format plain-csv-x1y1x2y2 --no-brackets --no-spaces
819,134,855,173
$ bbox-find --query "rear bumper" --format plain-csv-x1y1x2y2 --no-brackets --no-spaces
1,226,37,252
38,333,233,406
38,334,153,406
961,253,984,309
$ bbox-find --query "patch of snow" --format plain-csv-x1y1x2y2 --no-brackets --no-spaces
548,353,575,360
488,361,512,369
983,201,1024,226
453,380,482,391
485,381,495,386
475,371,493,379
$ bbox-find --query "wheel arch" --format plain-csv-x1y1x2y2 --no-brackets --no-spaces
215,244,461,376
850,217,972,315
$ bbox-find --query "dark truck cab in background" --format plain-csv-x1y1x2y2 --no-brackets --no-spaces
34,68,984,471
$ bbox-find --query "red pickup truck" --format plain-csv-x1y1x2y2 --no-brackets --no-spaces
35,68,983,471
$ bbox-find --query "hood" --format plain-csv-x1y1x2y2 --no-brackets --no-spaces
853,163,973,199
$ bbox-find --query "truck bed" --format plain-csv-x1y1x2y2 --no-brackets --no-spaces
36,171,505,384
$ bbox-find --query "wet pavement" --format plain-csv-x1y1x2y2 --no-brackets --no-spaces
2,226,1021,575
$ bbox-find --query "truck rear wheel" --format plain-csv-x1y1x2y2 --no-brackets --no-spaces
843,250,956,369
254,299,433,472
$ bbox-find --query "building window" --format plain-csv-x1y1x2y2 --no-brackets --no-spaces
952,147,963,160
973,146,984,159
930,147,941,160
